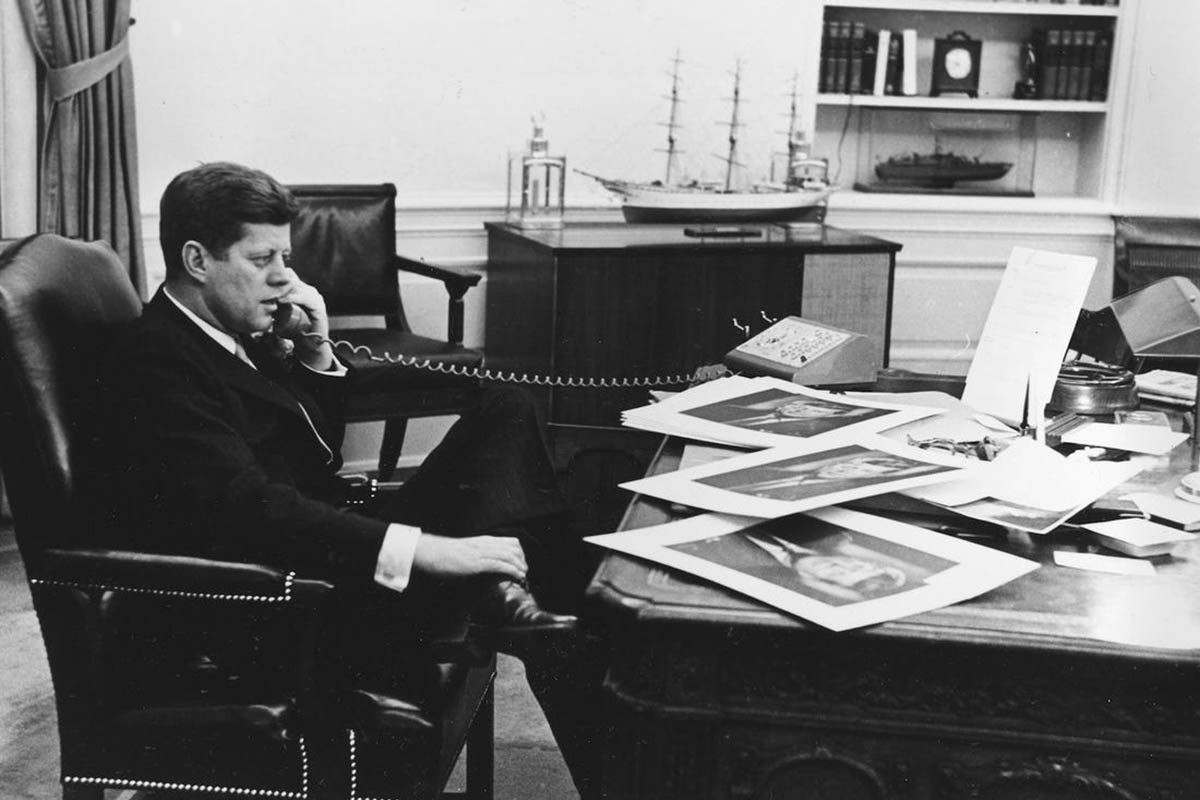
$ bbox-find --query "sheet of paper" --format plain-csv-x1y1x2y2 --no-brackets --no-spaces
1081,518,1196,557
1060,422,1189,456
1126,492,1200,528
679,443,747,471
902,438,1146,513
1053,550,1156,576
585,506,1038,632
961,247,1097,425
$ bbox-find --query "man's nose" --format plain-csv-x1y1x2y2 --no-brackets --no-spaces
267,258,292,284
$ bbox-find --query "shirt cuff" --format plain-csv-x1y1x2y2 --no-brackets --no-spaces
373,523,421,593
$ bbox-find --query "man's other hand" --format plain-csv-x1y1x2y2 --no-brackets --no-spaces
413,533,528,582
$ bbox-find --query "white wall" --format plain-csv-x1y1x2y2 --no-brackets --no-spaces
1114,2,1200,214
133,0,818,215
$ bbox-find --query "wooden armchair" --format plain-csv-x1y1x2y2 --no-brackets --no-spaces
0,234,494,799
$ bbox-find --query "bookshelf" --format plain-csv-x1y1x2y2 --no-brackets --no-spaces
812,0,1130,203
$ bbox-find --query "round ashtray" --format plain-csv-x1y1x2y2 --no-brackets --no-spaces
1050,361,1139,415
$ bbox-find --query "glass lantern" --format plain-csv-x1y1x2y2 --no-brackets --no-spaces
506,115,566,229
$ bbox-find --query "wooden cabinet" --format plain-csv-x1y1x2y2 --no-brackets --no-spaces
483,222,900,430
811,0,1131,203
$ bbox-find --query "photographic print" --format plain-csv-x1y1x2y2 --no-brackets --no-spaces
669,514,956,606
621,434,966,518
621,375,942,449
586,507,1039,631
681,388,891,438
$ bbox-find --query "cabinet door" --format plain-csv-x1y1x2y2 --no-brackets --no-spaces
550,249,806,426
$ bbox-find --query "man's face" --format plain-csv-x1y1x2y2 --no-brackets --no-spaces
814,457,906,481
201,223,292,335
796,555,892,588
776,400,844,419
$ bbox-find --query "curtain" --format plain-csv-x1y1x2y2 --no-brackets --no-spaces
17,0,145,298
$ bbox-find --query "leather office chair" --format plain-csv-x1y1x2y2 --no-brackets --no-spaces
0,234,495,800
288,185,484,481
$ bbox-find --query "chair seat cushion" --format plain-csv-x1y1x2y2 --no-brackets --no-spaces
330,328,483,392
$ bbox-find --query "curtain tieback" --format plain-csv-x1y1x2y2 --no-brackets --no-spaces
46,36,130,103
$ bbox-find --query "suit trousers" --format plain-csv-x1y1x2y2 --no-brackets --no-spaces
330,386,611,796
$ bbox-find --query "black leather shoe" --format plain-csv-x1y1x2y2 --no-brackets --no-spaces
471,579,578,658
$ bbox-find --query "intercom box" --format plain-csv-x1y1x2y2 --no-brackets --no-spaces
724,316,877,386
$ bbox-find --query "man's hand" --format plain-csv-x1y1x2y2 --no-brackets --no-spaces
413,533,528,582
277,270,334,370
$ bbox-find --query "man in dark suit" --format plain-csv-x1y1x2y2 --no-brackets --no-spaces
89,162,607,795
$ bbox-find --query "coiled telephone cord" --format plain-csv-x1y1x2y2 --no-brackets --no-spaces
307,334,730,389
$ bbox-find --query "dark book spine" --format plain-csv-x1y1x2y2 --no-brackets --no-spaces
1078,30,1096,101
820,20,837,94
1089,31,1112,101
1054,28,1073,100
884,34,902,96
1041,29,1061,99
848,22,866,95
1065,29,1085,100
834,20,852,93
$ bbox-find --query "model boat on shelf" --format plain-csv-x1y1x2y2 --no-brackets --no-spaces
578,56,834,224
875,149,1012,188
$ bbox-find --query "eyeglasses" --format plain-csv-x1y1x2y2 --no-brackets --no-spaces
906,435,1000,461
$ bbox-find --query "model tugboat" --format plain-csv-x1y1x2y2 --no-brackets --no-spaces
875,146,1012,188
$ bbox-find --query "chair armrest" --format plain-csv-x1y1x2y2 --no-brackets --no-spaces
33,547,333,606
394,255,482,347
395,254,481,293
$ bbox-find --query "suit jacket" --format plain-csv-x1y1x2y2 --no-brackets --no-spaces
88,288,388,582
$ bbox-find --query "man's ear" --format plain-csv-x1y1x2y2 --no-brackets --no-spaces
181,241,209,283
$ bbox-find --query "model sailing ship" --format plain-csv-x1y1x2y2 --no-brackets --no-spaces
578,57,834,224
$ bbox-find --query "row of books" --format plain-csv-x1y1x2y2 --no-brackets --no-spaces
819,21,917,97
1036,27,1112,101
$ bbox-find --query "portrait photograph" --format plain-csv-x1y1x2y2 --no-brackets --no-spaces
681,387,890,438
620,375,942,449
669,514,957,606
696,443,955,502
586,506,1040,631
621,434,968,518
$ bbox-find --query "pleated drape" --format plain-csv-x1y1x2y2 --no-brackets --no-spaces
17,0,145,298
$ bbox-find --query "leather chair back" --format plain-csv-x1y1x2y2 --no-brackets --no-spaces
288,183,406,322
0,235,142,561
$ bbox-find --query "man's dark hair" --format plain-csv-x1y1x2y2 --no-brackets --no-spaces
159,162,299,278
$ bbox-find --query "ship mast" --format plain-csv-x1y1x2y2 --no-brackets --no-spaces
717,60,746,192
656,51,684,186
784,73,812,187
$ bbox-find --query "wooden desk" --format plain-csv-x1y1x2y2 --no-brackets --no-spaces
483,222,901,431
587,436,1200,799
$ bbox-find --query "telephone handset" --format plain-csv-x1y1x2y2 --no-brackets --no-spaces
272,303,313,337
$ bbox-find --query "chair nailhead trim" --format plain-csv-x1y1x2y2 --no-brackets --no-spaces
32,571,296,603
63,734,309,797
63,775,305,797
347,729,406,800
